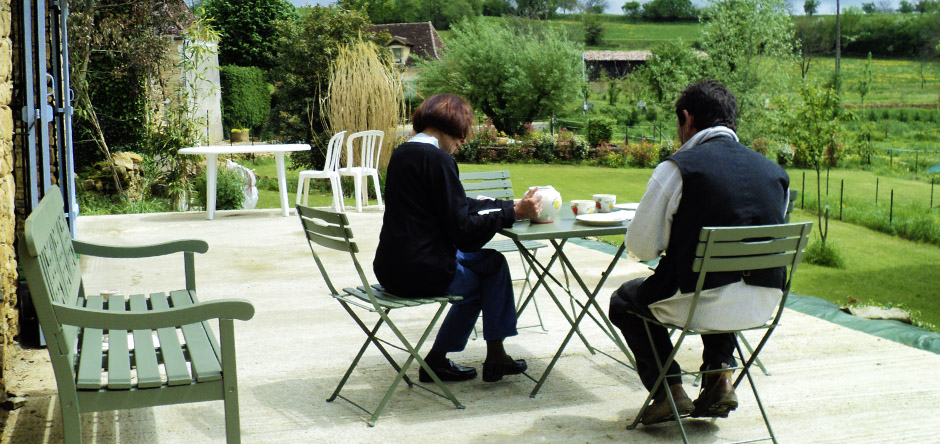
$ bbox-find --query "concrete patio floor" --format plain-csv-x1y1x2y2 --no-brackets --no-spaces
3,207,940,443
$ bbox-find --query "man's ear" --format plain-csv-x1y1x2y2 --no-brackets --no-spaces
682,110,694,132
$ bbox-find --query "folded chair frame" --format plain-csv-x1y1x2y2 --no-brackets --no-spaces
298,205,464,426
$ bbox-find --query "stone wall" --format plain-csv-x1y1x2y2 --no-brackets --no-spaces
0,0,14,398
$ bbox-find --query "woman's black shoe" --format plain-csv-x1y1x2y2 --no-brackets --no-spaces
482,359,527,382
418,359,477,382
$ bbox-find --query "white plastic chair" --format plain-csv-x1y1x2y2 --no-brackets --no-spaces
338,130,385,212
296,130,347,211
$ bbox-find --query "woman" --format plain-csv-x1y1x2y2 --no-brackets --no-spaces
373,94,542,383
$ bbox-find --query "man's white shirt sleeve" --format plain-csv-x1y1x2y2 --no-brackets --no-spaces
626,160,683,261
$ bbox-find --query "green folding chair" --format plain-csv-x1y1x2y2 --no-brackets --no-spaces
297,205,465,426
626,222,812,444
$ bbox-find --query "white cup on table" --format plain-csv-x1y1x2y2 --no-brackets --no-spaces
593,194,616,213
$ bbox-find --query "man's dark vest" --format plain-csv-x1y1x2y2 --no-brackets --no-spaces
637,135,790,305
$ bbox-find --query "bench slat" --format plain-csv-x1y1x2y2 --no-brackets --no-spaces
76,295,105,390
150,293,192,386
107,295,133,389
170,290,222,382
129,294,162,389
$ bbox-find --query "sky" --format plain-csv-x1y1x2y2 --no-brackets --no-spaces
290,0,904,16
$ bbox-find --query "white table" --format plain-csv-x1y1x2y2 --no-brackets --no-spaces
179,144,311,220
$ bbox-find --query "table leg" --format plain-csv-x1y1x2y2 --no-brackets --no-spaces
529,240,636,398
513,239,594,352
275,152,289,216
554,241,636,369
205,153,218,220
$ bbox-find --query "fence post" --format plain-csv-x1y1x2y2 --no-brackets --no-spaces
915,151,919,173
840,179,844,220
875,177,879,206
890,150,893,167
801,171,805,210
931,178,934,210
890,189,894,224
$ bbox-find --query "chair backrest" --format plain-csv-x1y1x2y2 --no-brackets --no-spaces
18,186,83,370
324,130,347,172
458,170,514,200
345,130,385,170
690,222,813,321
296,204,372,298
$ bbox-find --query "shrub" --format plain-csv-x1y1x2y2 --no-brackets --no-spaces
751,137,771,156
587,116,617,147
626,140,660,167
220,65,271,133
532,133,557,163
193,166,246,210
456,138,481,163
804,238,846,268
776,144,795,166
556,128,589,161
596,142,625,168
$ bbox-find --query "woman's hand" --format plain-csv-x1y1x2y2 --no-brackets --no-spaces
514,187,542,220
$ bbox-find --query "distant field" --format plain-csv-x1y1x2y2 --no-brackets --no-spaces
800,56,940,105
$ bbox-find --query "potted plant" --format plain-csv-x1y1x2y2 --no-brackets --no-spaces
231,128,249,143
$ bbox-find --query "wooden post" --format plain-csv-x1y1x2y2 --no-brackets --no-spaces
890,189,894,224
875,177,879,206
931,178,934,209
840,179,844,220
801,171,805,210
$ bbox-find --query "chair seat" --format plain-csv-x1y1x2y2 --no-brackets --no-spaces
298,169,337,179
483,238,546,253
338,285,462,312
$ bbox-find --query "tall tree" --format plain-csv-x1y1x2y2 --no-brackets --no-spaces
804,0,819,15
417,19,581,135
642,0,698,21
200,0,296,70
268,6,379,168
622,1,642,21
899,0,914,13
580,0,609,13
700,0,796,141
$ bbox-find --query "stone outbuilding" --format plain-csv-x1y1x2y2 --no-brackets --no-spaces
583,50,651,80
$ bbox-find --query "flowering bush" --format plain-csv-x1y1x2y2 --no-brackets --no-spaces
556,128,589,160
626,140,659,167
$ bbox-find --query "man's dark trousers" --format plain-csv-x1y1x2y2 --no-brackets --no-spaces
608,278,737,393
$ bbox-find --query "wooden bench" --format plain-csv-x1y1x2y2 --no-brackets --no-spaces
18,186,255,444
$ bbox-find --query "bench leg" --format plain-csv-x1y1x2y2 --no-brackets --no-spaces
220,319,242,444
58,390,82,444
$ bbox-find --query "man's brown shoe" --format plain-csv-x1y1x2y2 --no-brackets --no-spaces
691,369,738,418
640,384,695,425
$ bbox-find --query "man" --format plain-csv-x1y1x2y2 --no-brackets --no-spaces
609,79,790,425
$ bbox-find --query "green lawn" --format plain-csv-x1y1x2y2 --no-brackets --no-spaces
253,158,939,331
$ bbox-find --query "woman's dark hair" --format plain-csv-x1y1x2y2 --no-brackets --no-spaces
675,79,737,132
412,94,474,140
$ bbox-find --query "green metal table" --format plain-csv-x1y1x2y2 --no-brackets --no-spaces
500,206,637,398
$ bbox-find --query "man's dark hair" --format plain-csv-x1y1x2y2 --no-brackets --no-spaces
675,79,737,132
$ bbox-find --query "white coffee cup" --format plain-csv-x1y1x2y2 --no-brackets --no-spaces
571,199,595,216
593,194,616,213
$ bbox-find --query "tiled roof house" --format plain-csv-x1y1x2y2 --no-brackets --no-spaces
368,22,445,68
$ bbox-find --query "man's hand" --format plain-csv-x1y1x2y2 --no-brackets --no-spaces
514,187,542,220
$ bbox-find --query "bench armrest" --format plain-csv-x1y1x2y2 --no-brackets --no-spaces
73,239,209,258
52,298,255,330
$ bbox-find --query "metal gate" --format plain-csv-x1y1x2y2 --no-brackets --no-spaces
16,0,76,235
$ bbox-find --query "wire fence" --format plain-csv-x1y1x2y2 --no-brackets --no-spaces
797,169,940,246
